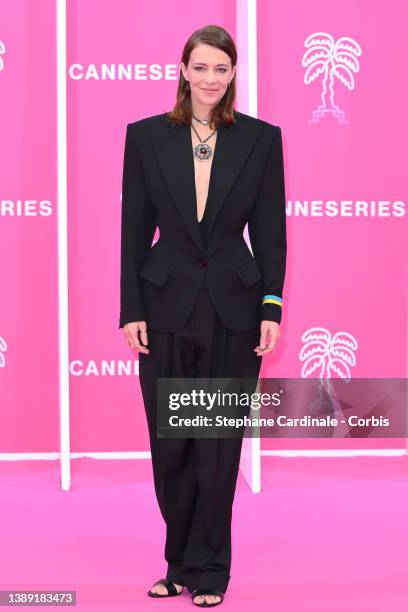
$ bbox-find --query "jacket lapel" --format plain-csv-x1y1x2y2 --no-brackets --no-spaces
146,112,262,252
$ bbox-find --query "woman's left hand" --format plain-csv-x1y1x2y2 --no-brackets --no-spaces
254,320,281,356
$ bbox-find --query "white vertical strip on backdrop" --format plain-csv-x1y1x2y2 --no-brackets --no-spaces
56,0,71,491
247,0,258,117
236,0,262,493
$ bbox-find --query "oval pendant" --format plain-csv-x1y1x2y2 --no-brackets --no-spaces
194,142,212,161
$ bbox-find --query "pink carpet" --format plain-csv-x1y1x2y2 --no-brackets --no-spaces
0,456,407,610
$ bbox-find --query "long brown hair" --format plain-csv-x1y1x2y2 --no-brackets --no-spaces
167,25,237,130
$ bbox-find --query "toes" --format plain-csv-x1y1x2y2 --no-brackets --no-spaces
205,595,221,604
151,582,185,596
152,585,167,595
193,593,222,605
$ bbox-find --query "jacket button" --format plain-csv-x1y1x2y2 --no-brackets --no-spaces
199,259,208,267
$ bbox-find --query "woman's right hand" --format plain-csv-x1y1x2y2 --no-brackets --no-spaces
123,321,150,354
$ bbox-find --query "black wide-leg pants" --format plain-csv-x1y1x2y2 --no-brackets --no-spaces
138,276,262,594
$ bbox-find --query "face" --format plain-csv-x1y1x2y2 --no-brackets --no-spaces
181,43,236,108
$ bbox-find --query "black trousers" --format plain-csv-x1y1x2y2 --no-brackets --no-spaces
138,276,262,593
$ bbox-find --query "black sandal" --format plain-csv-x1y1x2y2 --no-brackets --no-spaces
191,588,224,607
147,578,185,597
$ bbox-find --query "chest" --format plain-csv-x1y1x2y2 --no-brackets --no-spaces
191,129,217,221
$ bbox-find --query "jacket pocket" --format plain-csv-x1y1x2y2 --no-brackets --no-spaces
139,257,171,286
235,258,262,287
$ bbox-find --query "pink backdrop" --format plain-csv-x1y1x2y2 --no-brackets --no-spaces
257,0,407,451
0,0,406,454
0,0,58,452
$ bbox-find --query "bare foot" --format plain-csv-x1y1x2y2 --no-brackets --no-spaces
193,593,222,605
150,581,184,596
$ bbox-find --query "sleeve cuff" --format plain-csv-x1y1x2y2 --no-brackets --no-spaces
119,309,146,329
261,295,283,324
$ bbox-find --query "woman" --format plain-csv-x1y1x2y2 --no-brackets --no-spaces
119,25,287,608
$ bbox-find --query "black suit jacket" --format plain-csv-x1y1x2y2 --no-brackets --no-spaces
119,110,287,332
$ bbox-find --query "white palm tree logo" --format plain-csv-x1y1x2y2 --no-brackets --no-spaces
0,39,5,71
300,327,358,379
299,327,358,428
0,336,7,377
302,32,362,126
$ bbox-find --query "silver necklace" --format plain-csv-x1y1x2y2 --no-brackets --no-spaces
192,114,209,125
191,122,217,161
